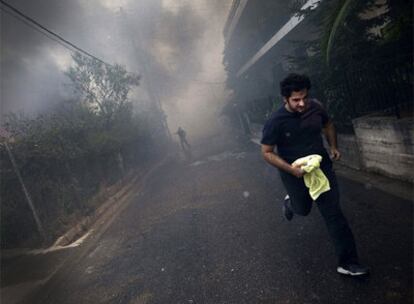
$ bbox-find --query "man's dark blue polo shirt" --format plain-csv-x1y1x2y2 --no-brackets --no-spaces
261,99,330,163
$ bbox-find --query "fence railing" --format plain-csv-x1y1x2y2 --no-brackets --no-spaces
315,54,413,133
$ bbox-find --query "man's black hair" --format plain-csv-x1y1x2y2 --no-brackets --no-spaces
280,73,311,98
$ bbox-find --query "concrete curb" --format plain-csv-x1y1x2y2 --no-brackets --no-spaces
333,163,413,202
52,173,139,248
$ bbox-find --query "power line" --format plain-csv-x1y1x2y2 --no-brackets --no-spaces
0,0,116,68
1,5,79,54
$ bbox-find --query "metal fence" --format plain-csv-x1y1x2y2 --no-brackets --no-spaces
314,54,413,133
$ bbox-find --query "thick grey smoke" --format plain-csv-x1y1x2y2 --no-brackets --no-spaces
1,0,232,139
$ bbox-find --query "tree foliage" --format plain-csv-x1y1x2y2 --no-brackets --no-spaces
296,0,412,69
65,52,141,123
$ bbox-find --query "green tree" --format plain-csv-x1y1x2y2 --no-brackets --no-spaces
65,52,141,123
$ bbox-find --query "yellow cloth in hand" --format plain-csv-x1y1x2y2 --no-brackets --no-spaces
292,154,330,201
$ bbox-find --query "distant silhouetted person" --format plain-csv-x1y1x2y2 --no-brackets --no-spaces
175,127,191,151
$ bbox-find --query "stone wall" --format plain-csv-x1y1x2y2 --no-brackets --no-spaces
336,134,363,170
352,116,414,182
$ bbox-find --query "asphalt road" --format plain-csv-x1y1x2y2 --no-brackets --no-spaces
10,130,414,304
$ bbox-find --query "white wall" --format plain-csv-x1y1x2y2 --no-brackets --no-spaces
352,116,414,182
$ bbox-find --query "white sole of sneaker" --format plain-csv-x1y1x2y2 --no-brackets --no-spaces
337,267,368,276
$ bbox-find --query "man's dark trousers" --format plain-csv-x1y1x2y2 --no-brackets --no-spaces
279,158,359,266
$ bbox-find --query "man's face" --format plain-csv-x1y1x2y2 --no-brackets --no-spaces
284,89,308,113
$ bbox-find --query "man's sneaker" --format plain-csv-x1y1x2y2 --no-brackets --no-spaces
337,264,369,276
283,194,294,221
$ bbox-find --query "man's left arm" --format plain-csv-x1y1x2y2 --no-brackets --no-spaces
323,120,341,160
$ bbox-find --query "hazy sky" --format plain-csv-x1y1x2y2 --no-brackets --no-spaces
1,0,233,138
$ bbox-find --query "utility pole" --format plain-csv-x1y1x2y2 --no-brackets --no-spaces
118,6,172,140
0,131,46,242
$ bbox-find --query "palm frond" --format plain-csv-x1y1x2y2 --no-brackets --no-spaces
324,0,354,66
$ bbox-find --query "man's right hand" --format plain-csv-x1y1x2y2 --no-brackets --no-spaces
261,144,305,178
291,166,305,178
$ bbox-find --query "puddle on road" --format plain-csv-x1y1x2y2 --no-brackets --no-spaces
189,151,246,167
